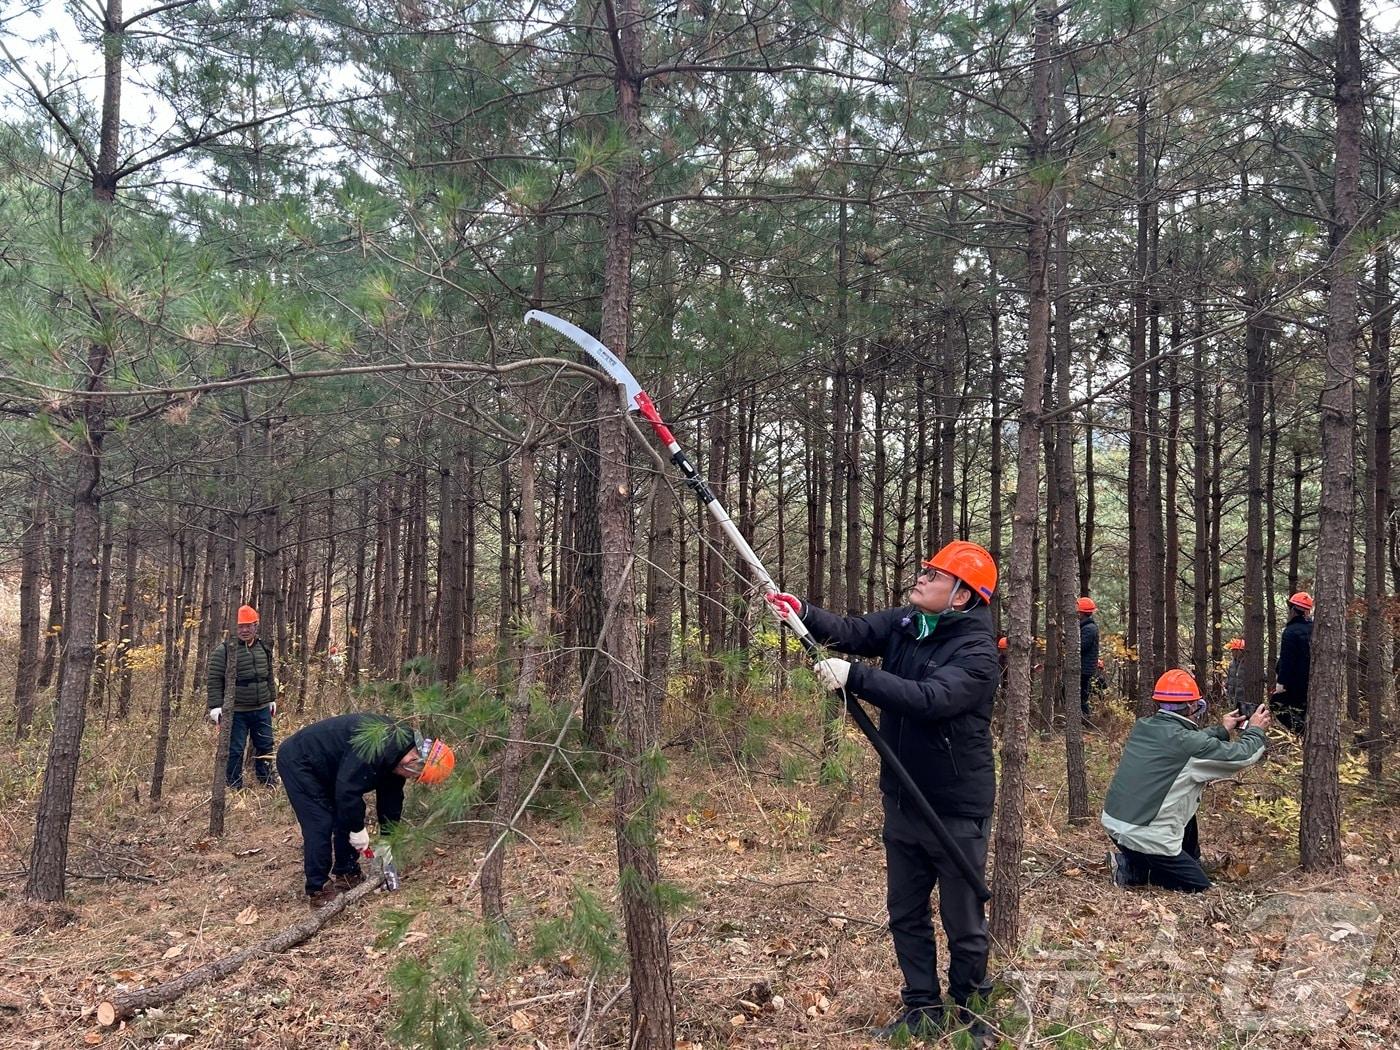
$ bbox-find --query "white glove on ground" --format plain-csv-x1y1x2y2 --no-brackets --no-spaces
349,828,371,852
208,707,222,724
269,701,277,717
814,658,851,692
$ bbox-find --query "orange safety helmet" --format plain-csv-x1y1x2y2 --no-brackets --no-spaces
1152,668,1203,704
921,540,998,603
415,738,455,786
1227,638,1245,651
237,604,259,625
1077,596,1097,614
1288,591,1314,612
998,636,1008,651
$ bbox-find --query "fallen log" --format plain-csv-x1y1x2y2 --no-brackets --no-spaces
96,875,384,1027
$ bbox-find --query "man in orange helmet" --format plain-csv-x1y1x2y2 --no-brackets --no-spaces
1077,597,1099,718
1101,669,1270,892
1273,592,1313,732
767,540,999,1040
207,604,278,789
276,714,455,908
1224,638,1246,712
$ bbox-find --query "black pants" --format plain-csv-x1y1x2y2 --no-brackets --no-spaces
884,816,990,1010
1273,692,1306,733
1080,674,1092,715
1116,815,1210,892
276,748,360,894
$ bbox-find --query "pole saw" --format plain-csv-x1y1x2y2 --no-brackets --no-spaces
524,309,991,901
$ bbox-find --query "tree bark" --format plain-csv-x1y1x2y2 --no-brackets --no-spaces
1364,216,1392,779
1301,0,1362,871
990,0,1054,954
481,442,548,931
597,5,676,1042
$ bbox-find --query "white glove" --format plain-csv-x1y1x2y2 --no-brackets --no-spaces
349,828,371,852
814,658,851,692
208,707,222,724
269,701,277,717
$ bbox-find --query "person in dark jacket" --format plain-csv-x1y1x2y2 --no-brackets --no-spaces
208,604,277,788
276,714,455,907
1224,638,1246,711
767,540,1000,1042
1273,592,1313,733
1077,597,1100,717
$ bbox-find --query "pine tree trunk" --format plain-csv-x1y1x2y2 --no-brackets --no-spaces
1191,264,1211,686
598,6,676,1041
1242,262,1271,709
438,449,464,683
210,516,246,836
39,519,67,690
1364,233,1391,779
1127,85,1157,714
869,374,887,610
151,528,178,804
1080,333,1102,597
990,0,1054,953
116,523,138,720
575,386,611,749
481,443,548,931
1301,0,1361,871
988,260,1004,633
1050,136,1089,817
1164,311,1181,667
94,513,114,708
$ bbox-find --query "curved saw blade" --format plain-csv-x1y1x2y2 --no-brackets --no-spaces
524,309,643,408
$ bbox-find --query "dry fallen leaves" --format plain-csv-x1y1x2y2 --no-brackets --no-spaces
234,906,259,926
161,943,187,961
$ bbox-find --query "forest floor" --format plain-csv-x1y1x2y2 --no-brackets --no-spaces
3,685,1400,1050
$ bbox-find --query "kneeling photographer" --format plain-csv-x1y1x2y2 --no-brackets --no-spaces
1101,669,1271,892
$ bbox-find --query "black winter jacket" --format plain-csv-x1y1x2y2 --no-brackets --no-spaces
1276,616,1313,702
799,601,1000,822
1079,616,1100,676
277,714,412,833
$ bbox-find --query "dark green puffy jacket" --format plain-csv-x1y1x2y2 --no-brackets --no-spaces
207,638,277,711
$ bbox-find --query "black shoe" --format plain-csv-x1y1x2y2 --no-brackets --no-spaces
1106,850,1129,887
953,1007,994,1047
332,870,365,892
873,1005,945,1041
307,883,339,909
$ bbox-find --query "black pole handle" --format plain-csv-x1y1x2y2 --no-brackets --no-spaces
795,632,992,902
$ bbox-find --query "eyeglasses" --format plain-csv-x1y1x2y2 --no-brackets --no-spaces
916,567,950,582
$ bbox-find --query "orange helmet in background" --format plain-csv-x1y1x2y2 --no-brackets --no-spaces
237,605,259,624
998,636,1008,651
1227,638,1245,651
1152,668,1203,704
922,540,998,603
1077,596,1097,614
1288,592,1314,612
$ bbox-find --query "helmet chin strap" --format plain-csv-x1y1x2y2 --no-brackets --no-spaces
939,582,967,615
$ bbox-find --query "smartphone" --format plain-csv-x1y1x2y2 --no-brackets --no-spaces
1236,701,1258,722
